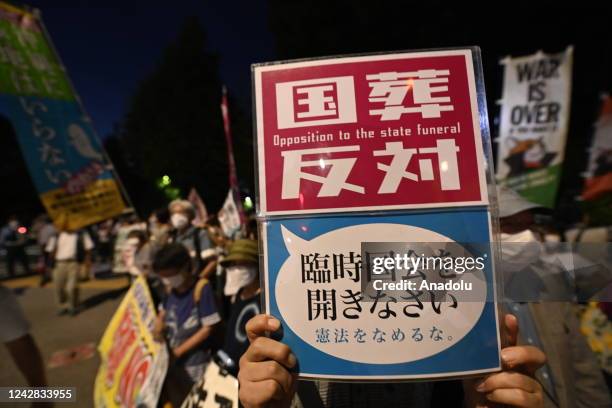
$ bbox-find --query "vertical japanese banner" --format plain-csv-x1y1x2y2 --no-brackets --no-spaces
0,2,127,230
496,47,573,207
94,276,168,407
253,48,501,380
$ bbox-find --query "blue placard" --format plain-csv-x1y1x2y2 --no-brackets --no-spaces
0,95,112,194
262,208,500,379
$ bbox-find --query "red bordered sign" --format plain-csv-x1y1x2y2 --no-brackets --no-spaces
253,49,489,216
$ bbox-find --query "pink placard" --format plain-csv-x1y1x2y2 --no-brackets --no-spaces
254,49,488,216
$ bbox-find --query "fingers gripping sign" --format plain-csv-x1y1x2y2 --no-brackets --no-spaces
464,314,546,408
239,314,298,408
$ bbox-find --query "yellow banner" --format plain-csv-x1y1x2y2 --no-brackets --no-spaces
94,276,168,408
41,178,126,231
0,1,32,17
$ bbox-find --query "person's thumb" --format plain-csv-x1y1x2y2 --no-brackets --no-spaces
504,313,519,347
246,314,281,343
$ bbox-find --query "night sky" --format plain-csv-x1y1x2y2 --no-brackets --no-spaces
27,0,276,138
2,2,612,223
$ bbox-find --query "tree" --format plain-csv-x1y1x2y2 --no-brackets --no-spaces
121,16,242,213
103,125,165,216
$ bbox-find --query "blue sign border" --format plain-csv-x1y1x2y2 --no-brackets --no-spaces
264,208,500,378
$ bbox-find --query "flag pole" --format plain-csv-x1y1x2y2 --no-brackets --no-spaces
221,85,246,226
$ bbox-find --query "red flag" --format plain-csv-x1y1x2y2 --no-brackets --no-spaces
221,86,245,224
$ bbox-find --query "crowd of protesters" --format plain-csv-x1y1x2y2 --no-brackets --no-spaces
1,190,611,407
1,198,261,405
124,199,261,406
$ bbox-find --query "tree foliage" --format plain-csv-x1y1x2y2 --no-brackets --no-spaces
119,16,251,214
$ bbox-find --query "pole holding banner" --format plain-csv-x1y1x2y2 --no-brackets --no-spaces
221,85,245,227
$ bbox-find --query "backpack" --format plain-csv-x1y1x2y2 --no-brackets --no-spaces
191,228,203,274
192,278,209,304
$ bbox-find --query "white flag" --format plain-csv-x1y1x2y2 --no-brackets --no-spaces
219,189,241,237
496,46,573,207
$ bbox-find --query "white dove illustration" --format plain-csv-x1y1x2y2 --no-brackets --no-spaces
67,123,104,162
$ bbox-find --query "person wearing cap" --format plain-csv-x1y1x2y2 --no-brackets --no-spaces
219,239,261,376
498,186,611,407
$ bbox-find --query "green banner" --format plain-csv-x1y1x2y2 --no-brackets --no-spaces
0,7,72,99
0,3,127,230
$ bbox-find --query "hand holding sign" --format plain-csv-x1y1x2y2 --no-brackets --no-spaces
464,314,545,408
255,49,502,380
238,314,298,408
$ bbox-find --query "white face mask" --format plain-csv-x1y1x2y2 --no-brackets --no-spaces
161,274,184,289
224,265,257,296
171,213,189,230
500,229,542,272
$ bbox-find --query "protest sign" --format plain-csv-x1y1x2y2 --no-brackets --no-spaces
219,189,241,238
94,276,168,407
262,210,498,379
255,50,488,215
180,361,239,408
0,2,127,230
582,96,612,201
253,48,501,380
496,47,573,207
580,95,612,225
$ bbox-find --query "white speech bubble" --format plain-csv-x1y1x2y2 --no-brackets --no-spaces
274,223,487,364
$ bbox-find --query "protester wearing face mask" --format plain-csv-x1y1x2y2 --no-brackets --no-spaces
498,186,611,407
168,199,216,277
152,243,221,406
218,239,260,376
